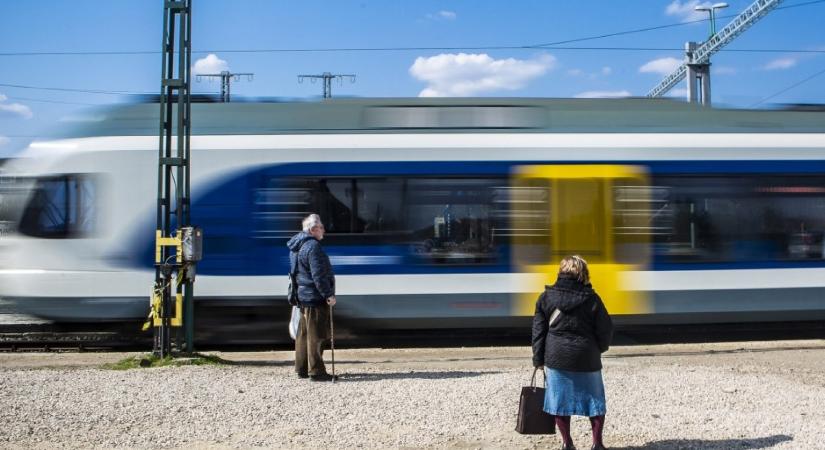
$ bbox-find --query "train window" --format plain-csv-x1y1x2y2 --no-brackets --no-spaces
0,176,30,237
254,177,407,244
252,179,315,241
501,179,551,266
612,180,663,264
318,178,407,243
654,175,825,263
17,175,97,239
314,179,358,234
406,178,501,265
352,179,405,234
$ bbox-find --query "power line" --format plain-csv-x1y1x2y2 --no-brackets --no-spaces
3,96,97,106
531,0,825,48
0,46,823,57
0,82,144,96
0,0,822,58
749,66,825,108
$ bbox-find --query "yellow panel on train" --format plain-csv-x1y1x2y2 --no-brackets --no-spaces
511,165,652,317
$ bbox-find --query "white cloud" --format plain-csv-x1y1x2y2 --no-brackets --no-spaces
665,0,714,22
574,90,631,99
567,66,612,79
763,57,797,70
715,66,737,75
667,87,688,98
0,103,33,119
409,53,556,97
192,53,229,76
639,57,682,75
0,93,33,119
0,136,8,147
427,10,457,20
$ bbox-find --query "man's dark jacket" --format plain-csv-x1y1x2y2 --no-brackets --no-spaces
532,273,613,372
286,232,335,307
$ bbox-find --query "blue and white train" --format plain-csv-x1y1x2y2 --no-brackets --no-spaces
1,98,824,329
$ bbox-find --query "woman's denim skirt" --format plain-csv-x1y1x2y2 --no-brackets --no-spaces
544,368,606,417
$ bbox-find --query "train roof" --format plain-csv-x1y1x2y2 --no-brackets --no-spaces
51,97,825,138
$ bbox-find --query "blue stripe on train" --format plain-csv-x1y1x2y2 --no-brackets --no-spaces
125,159,825,275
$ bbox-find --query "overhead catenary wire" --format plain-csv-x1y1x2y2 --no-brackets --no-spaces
1,46,824,57
0,82,143,96
0,0,822,57
0,0,820,104
749,66,825,108
531,0,825,48
2,96,98,106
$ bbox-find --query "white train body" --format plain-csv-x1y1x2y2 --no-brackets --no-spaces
1,98,824,326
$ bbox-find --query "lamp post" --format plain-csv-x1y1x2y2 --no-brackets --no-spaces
695,3,729,38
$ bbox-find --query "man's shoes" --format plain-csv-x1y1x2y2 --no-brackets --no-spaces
296,372,309,379
310,373,339,382
561,443,576,450
591,444,607,450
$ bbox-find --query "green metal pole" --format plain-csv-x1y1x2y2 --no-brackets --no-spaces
710,10,717,37
184,0,195,354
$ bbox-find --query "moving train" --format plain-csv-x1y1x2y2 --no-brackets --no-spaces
1,98,824,331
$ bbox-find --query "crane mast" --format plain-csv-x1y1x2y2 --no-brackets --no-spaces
647,0,784,104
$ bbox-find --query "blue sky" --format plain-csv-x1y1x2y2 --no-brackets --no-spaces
1,0,823,156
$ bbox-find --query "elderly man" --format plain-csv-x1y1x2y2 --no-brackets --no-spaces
286,213,337,381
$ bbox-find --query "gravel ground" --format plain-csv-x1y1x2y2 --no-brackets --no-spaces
1,340,824,449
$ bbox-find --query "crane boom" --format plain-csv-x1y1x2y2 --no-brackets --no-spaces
647,0,783,97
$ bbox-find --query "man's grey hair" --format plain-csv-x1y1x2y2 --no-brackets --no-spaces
302,214,323,233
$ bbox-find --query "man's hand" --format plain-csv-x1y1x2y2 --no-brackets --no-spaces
534,364,544,370
327,296,336,306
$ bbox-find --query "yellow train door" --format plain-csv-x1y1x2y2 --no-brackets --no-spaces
511,165,652,317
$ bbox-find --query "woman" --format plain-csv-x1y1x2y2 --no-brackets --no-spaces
532,255,614,450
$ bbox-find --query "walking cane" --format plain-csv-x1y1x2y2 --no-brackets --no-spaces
329,303,336,383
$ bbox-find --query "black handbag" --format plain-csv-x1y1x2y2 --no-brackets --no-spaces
515,367,556,435
287,251,300,306
287,271,299,306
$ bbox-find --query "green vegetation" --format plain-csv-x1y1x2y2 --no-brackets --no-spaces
102,353,231,370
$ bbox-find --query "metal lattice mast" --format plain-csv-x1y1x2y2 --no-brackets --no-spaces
647,0,784,101
196,71,253,102
298,72,356,98
155,0,193,357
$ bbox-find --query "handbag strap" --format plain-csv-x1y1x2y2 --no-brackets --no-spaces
530,367,546,391
549,308,562,326
289,240,307,277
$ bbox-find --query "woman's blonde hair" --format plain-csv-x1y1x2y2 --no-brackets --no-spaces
558,255,590,284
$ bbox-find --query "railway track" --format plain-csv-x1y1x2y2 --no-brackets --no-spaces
0,331,147,352
0,320,150,352
1,319,823,352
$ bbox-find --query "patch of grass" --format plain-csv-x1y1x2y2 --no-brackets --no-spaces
187,353,232,366
102,353,231,370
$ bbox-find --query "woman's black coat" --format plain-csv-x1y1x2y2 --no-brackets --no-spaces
532,274,614,372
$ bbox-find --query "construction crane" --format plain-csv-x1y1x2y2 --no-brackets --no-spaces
647,0,783,104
